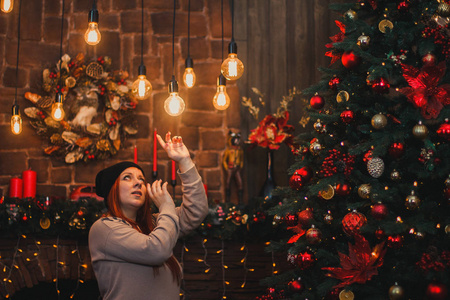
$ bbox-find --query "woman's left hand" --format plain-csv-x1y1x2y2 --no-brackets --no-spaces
157,132,194,173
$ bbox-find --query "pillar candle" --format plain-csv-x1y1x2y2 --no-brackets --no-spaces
134,145,138,164
203,184,208,198
22,169,37,198
9,177,23,198
153,129,158,173
171,160,176,181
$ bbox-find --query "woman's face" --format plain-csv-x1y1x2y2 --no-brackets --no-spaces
118,167,147,213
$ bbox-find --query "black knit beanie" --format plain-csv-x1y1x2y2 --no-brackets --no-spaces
95,162,145,204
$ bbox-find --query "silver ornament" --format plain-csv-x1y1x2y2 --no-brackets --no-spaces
371,113,388,129
412,121,428,139
367,157,384,178
357,34,370,50
358,184,371,199
405,190,421,209
390,169,401,181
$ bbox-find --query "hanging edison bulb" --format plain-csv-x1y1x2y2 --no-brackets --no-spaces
131,64,152,100
221,40,244,80
84,2,101,45
1,0,13,13
51,92,65,121
213,74,230,110
164,77,185,116
11,104,22,135
183,56,196,88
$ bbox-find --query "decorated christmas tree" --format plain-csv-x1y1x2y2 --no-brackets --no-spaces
259,1,450,299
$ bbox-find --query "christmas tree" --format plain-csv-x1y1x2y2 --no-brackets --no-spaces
260,1,450,299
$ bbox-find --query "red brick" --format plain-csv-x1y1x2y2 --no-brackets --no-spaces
20,1,43,41
29,158,50,183
44,0,61,15
0,14,8,35
211,39,231,60
111,0,137,10
95,31,121,69
180,37,209,60
144,0,179,10
201,130,226,150
183,86,215,111
204,169,222,189
101,14,121,30
74,162,107,184
206,190,223,202
44,17,69,44
179,126,199,150
206,0,232,39
51,167,72,184
121,10,149,34
0,151,27,176
73,0,97,13
135,114,150,139
70,14,86,34
5,41,60,68
2,67,28,88
133,35,151,57
68,34,88,56
161,43,182,83
196,152,219,168
0,125,43,150
180,0,204,12
181,111,223,128
151,12,207,37
37,184,67,198
131,56,161,81
194,61,222,86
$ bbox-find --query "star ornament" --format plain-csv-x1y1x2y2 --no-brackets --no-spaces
322,234,386,288
399,61,450,119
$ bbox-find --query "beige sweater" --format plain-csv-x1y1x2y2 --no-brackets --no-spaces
89,166,208,300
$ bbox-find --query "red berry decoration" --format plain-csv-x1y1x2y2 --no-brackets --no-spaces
335,182,351,196
298,209,314,227
341,51,360,68
388,142,405,158
288,278,304,293
426,282,448,300
387,235,403,249
285,213,298,227
342,211,367,236
375,228,385,239
306,226,322,244
371,202,388,220
436,121,450,140
310,93,325,110
295,250,316,270
328,76,341,90
371,77,390,94
340,110,354,123
397,1,410,12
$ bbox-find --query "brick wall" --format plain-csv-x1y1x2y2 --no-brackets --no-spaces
0,0,240,203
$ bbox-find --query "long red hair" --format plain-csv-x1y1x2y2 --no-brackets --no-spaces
106,178,181,283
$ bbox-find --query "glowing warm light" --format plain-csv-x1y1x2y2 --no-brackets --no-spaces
11,114,22,135
84,22,101,45
1,0,13,13
164,92,185,116
51,102,65,121
132,75,152,100
213,75,230,110
221,53,244,80
183,67,196,88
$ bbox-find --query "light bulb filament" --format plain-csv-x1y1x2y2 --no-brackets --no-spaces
84,22,101,45
11,115,22,135
228,61,238,77
1,0,13,13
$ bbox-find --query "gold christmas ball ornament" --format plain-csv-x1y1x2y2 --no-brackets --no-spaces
40,216,51,230
379,19,394,33
339,289,355,300
336,90,350,103
309,141,323,155
371,113,388,129
344,9,358,20
390,169,401,181
357,34,371,50
358,184,372,199
405,190,421,209
412,121,428,139
437,2,450,17
388,283,405,300
445,224,450,235
314,119,326,133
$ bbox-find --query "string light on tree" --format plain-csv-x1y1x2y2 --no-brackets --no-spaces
84,0,101,46
0,0,13,13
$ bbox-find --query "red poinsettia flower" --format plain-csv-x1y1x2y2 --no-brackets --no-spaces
322,234,386,288
325,20,346,65
248,111,295,150
399,61,450,119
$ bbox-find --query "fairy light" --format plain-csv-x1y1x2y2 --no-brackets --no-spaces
239,243,254,288
221,239,227,299
271,249,278,274
2,235,22,293
55,235,60,299
180,239,186,299
200,239,211,273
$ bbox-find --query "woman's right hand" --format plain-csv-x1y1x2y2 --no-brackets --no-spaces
146,180,175,210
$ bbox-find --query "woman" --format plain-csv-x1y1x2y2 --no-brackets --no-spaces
89,132,208,300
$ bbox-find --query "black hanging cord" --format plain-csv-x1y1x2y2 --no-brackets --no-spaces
141,0,144,65
221,0,224,61
172,0,176,76
230,0,234,41
187,0,190,57
58,0,65,91
13,0,23,106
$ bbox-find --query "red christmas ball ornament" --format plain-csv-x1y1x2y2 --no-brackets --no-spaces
397,1,410,12
328,76,341,90
371,77,390,94
387,235,403,249
285,213,299,227
289,167,313,191
335,182,351,196
341,51,360,69
340,110,354,123
436,122,450,140
310,93,325,110
295,250,316,270
298,209,314,227
426,282,448,300
342,211,367,236
371,202,388,220
422,53,437,66
388,142,405,158
288,278,305,293
306,226,322,244
375,228,385,239
444,188,450,200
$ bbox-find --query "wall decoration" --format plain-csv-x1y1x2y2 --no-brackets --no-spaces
24,53,138,163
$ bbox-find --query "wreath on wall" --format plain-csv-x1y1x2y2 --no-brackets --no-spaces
24,53,138,163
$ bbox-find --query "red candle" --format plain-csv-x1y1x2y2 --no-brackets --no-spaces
22,169,37,198
203,184,208,197
9,177,23,198
171,160,176,181
134,145,138,164
153,129,158,172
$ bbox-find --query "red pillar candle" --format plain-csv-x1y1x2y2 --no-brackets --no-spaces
171,160,176,181
9,177,23,198
22,169,37,198
134,145,138,164
203,184,208,198
153,129,158,173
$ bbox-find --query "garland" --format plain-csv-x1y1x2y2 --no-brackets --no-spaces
24,53,138,164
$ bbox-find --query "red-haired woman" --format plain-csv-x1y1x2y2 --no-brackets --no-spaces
89,132,208,300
